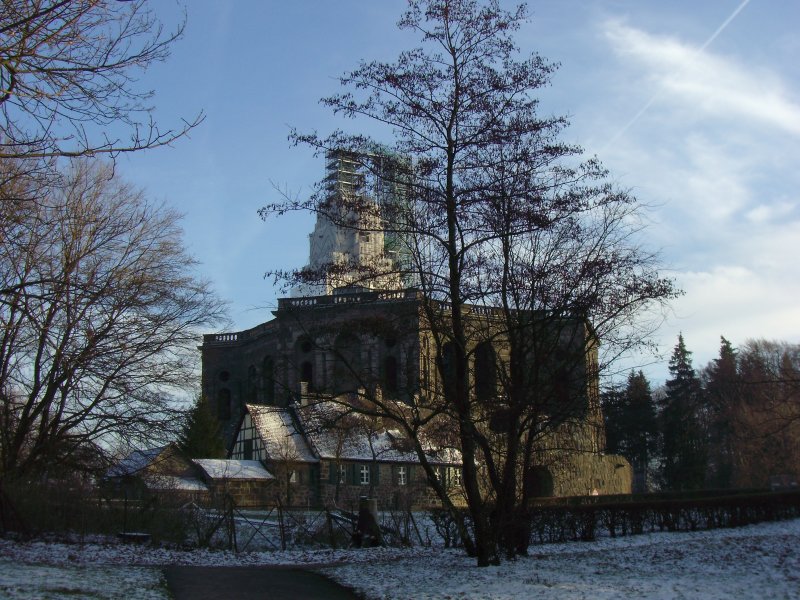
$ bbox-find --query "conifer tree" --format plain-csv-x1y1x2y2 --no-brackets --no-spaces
625,371,659,491
703,337,739,488
177,396,226,459
602,371,658,491
601,386,626,455
660,335,707,490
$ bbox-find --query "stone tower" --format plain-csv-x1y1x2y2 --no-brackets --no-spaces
292,150,411,297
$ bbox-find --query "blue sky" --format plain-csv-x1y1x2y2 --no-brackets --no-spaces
118,0,800,385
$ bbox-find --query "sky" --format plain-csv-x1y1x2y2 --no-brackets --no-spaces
117,0,800,386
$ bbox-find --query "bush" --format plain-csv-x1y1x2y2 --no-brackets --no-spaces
527,490,800,544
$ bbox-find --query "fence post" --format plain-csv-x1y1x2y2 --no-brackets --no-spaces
277,501,286,551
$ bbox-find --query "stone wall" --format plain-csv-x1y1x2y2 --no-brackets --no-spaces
204,479,274,508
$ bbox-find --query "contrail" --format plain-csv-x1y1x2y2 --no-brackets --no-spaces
602,0,751,152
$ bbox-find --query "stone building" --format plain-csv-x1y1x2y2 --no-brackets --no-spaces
104,445,276,507
200,152,631,507
227,400,462,510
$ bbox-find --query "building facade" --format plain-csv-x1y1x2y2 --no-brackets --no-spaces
200,151,631,506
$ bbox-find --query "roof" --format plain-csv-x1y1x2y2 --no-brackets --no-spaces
193,459,275,480
105,446,169,478
283,400,461,465
142,474,209,492
245,404,318,463
297,401,422,462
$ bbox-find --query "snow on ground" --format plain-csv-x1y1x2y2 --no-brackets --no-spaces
0,561,168,600
325,519,800,599
0,519,798,599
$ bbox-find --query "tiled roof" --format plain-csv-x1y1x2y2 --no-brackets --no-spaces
105,446,168,477
192,459,275,480
296,400,461,465
246,404,318,463
142,474,209,491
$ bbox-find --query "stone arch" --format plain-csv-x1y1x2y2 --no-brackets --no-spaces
295,336,315,392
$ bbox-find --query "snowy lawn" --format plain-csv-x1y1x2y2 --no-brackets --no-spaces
0,561,168,600
0,519,798,599
325,518,800,599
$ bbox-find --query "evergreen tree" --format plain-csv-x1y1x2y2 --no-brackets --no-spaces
703,337,739,488
624,371,659,491
601,386,626,455
602,371,658,492
177,396,226,459
660,334,707,490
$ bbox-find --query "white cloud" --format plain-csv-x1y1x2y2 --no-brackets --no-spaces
603,20,800,137
745,201,796,225
661,264,800,366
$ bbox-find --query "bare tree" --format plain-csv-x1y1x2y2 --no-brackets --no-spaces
0,0,202,161
0,159,226,480
262,0,677,564
709,339,800,488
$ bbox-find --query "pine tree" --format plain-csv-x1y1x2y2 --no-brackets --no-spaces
625,371,659,492
177,396,226,459
703,337,739,488
601,386,626,455
602,371,658,492
660,334,707,490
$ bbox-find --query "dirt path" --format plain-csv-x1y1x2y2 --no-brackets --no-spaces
163,565,361,600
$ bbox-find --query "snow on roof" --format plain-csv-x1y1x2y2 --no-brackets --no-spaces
296,400,460,465
192,459,275,480
142,474,209,492
105,446,168,478
247,404,318,463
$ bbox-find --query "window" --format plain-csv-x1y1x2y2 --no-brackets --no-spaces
474,342,496,402
383,356,398,394
397,465,407,486
450,467,462,488
243,439,253,460
217,388,231,420
334,333,361,394
339,464,347,484
289,470,298,484
359,464,370,485
300,361,313,389
441,342,457,397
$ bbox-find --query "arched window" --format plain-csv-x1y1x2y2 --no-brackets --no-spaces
383,355,398,394
441,342,457,398
217,388,231,421
300,361,313,387
474,342,497,402
334,333,361,394
295,337,315,392
262,356,275,404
